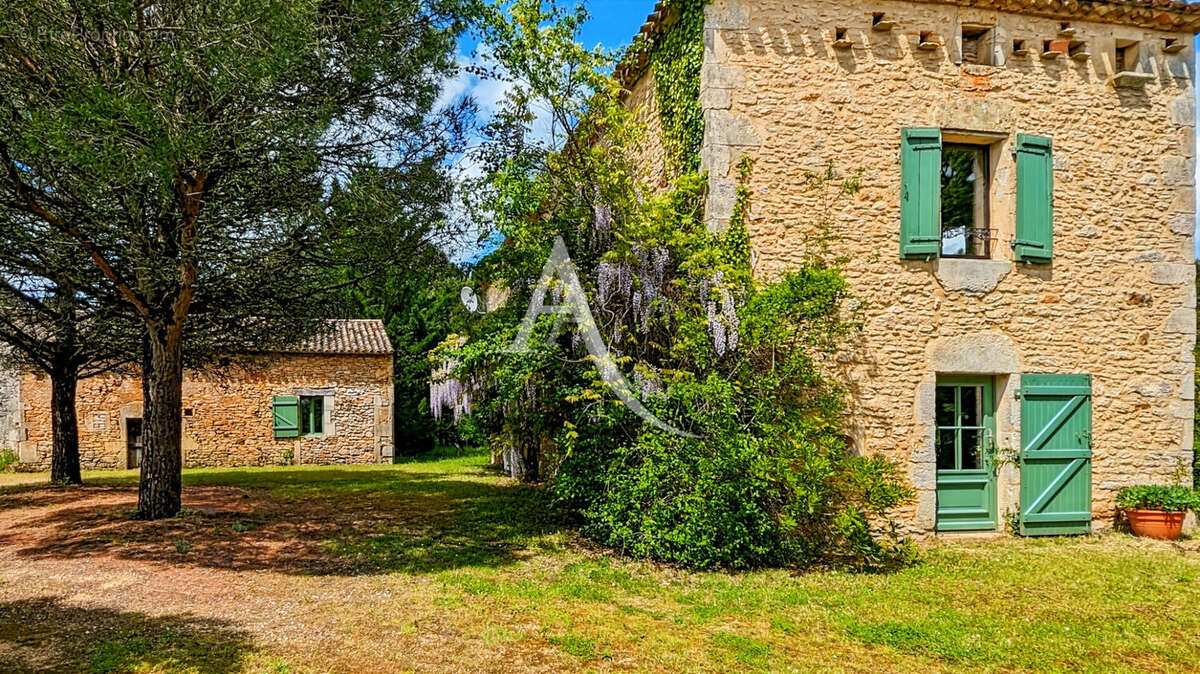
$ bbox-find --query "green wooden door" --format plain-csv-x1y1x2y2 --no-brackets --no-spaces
935,377,997,531
1019,374,1093,536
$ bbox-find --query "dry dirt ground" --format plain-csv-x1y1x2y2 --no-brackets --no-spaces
0,455,1198,673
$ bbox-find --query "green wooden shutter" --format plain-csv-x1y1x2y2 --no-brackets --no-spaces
1014,134,1053,263
900,127,942,259
1019,374,1092,536
273,395,299,438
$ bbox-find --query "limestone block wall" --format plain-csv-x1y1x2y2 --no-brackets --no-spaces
17,354,394,470
687,0,1195,532
0,358,19,455
624,65,674,191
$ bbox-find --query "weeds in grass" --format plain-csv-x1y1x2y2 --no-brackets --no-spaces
480,625,523,645
710,630,772,666
769,616,799,635
546,632,596,658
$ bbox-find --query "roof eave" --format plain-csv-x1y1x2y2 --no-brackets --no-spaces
616,0,1200,97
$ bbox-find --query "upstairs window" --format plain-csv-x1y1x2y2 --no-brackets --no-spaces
961,25,993,65
1115,39,1139,73
940,145,989,258
900,128,1054,263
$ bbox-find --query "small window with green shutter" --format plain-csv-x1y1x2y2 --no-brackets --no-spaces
900,127,943,259
1014,133,1054,263
902,127,997,260
272,395,299,438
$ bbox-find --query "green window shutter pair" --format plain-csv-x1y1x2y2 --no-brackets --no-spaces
273,395,299,438
899,128,1053,262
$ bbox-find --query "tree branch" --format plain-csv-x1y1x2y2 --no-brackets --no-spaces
0,143,156,323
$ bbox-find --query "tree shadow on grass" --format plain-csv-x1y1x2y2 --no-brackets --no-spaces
0,463,570,576
0,596,255,673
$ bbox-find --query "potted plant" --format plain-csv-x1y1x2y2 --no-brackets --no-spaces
1115,485,1200,540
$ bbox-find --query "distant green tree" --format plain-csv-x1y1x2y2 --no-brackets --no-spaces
940,151,979,235
0,236,138,484
340,242,468,455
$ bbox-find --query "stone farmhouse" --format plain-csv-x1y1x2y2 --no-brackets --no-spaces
622,0,1198,534
4,319,394,469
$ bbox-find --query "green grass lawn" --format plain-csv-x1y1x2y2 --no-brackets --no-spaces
1,452,1198,672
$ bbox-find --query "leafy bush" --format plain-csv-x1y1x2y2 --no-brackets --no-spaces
574,377,913,570
447,161,914,570
0,448,18,472
1115,485,1200,512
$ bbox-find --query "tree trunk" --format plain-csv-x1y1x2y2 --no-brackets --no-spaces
522,430,539,483
136,331,183,519
49,360,82,485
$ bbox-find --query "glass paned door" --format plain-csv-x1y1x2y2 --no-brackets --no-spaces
935,377,997,531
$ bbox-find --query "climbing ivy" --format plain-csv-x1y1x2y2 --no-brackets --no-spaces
649,0,708,174
721,156,753,269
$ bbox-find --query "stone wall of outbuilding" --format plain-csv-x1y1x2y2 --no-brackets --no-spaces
0,358,19,455
15,353,394,470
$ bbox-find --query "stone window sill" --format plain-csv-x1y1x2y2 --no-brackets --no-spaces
934,258,1011,295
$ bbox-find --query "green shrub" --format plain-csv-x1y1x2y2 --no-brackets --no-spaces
452,163,914,570
573,378,913,569
1115,485,1200,512
0,448,18,472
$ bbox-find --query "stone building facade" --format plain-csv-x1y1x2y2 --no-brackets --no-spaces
624,0,1199,534
7,319,394,469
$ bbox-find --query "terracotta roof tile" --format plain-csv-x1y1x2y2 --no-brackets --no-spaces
286,319,393,356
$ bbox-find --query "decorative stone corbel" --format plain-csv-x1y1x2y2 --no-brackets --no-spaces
1113,71,1156,87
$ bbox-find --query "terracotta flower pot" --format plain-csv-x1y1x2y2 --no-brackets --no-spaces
1125,508,1187,540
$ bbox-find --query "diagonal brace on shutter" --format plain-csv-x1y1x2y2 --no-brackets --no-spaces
1022,394,1086,452
1023,457,1087,515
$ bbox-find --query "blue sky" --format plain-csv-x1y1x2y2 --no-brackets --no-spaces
571,1,658,48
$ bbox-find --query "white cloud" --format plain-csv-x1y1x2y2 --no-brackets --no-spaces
434,44,560,264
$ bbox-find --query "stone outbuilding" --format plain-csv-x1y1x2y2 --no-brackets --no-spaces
623,0,1199,534
5,319,395,469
